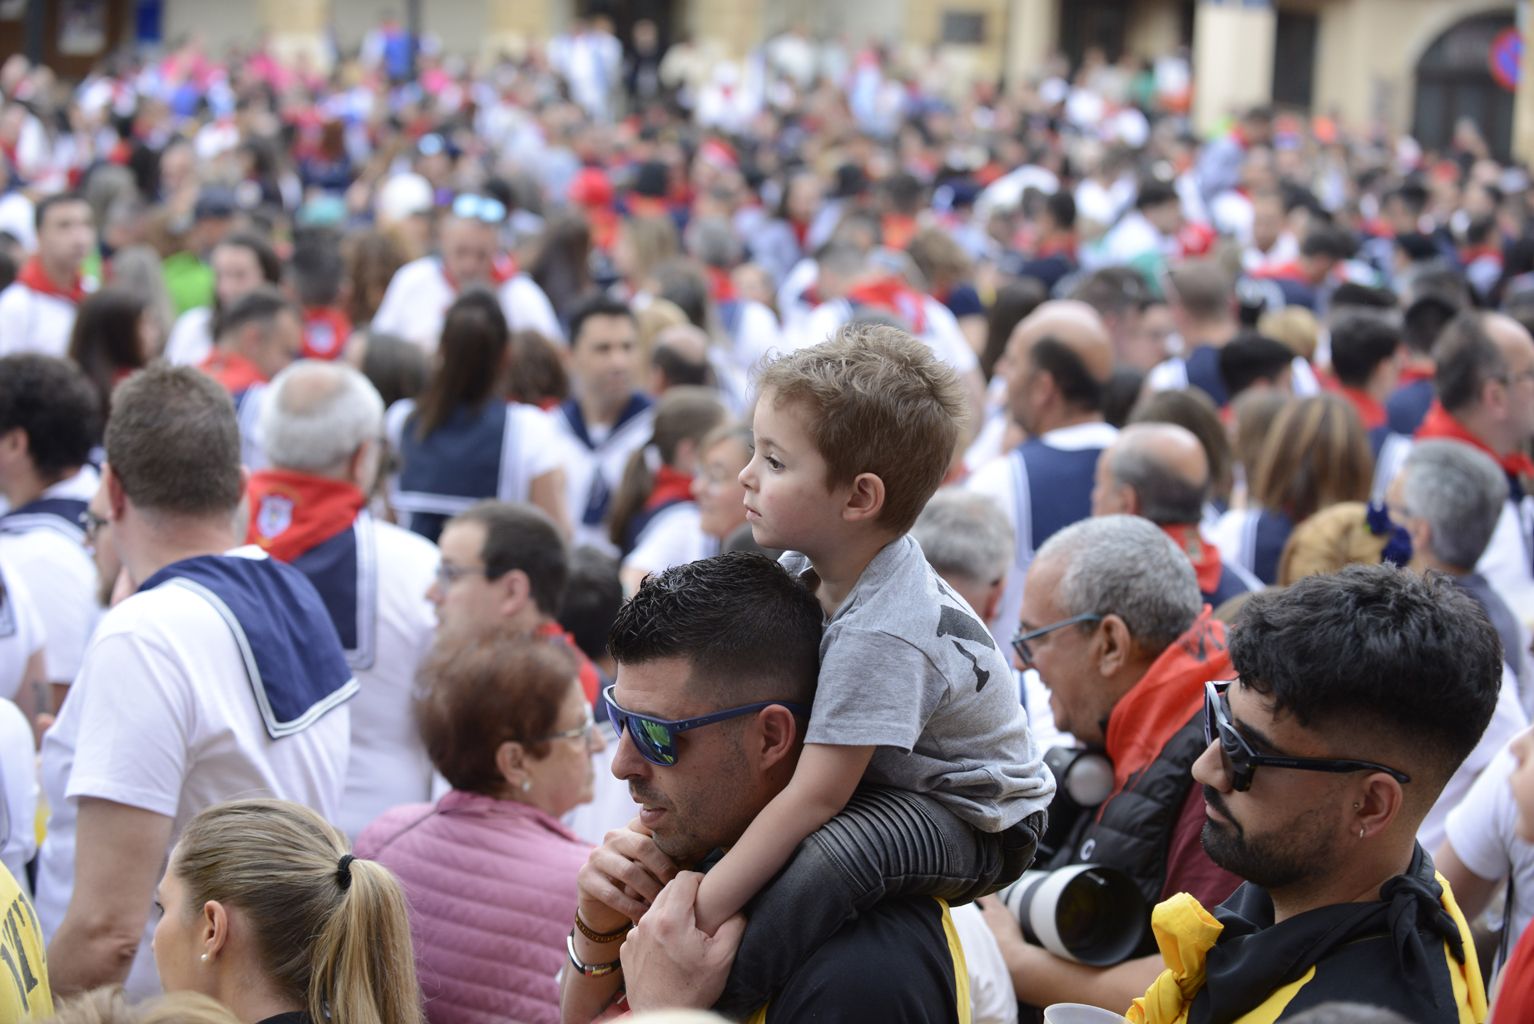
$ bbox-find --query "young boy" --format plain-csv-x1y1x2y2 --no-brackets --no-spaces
690,322,1054,941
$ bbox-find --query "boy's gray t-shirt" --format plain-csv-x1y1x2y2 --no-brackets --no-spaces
782,535,1055,832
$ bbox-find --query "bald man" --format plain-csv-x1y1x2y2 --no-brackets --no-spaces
1092,423,1261,607
967,299,1119,638
1407,310,1534,629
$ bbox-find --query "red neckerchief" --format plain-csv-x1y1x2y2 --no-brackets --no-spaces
1339,386,1387,431
1161,524,1224,596
301,306,353,361
534,620,603,706
245,469,365,563
790,218,810,248
199,349,268,395
1397,364,1435,386
882,213,918,252
644,465,695,511
705,265,735,304
1102,609,1231,799
1462,245,1502,265
1417,402,1534,478
16,257,86,304
1036,237,1078,261
1252,260,1304,283
628,195,670,219
846,276,927,333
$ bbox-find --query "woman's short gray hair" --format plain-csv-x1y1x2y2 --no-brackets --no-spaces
259,360,385,473
911,490,1014,585
1401,439,1508,571
1035,514,1202,653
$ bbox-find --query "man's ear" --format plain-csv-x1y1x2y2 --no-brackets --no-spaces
496,567,533,620
750,704,801,773
842,472,886,524
1094,614,1134,678
103,462,128,520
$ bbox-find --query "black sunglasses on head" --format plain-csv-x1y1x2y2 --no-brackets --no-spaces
1203,680,1412,793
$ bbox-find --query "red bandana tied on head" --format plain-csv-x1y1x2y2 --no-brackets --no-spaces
1416,401,1534,479
246,470,366,563
16,257,86,304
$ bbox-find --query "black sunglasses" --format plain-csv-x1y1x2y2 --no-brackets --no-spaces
602,684,810,768
1011,613,1103,668
1203,681,1412,793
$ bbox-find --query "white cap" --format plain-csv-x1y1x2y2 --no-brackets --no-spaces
377,173,434,224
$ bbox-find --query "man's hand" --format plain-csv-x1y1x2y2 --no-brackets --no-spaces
576,818,680,931
621,871,746,1013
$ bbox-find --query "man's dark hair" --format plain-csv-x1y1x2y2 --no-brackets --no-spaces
1030,337,1104,412
453,500,569,617
1108,444,1207,524
652,338,712,388
569,294,637,350
1134,180,1178,212
215,231,283,286
105,364,243,517
1044,190,1076,231
1328,282,1395,312
288,228,345,307
1387,181,1431,217
1402,293,1460,357
1230,565,1500,794
1067,267,1151,318
0,355,99,478
1102,365,1146,429
34,191,88,232
608,552,824,705
1300,224,1355,261
1218,333,1294,397
558,546,624,666
1329,311,1401,389
216,285,296,340
1434,311,1506,413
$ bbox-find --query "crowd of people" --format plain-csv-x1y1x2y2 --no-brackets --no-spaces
2,12,1534,1024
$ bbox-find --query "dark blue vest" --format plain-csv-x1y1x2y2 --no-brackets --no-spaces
1184,345,1229,408
1011,438,1107,563
1386,378,1435,437
0,496,87,543
139,554,356,738
396,402,510,543
288,515,376,670
1206,561,1254,608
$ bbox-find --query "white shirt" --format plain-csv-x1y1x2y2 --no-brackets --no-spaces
622,502,708,580
0,553,44,703
966,422,1120,640
36,547,350,997
371,256,563,352
950,902,1020,1024
549,402,655,553
0,466,102,684
338,519,439,838
0,698,35,895
0,280,77,358
1420,664,1528,856
163,305,214,366
1444,733,1534,974
793,295,979,377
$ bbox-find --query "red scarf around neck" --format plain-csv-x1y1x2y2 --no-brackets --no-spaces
1338,386,1387,431
645,464,696,511
246,469,366,563
1102,609,1231,798
1416,401,1534,479
199,349,268,396
1161,523,1224,596
16,257,86,304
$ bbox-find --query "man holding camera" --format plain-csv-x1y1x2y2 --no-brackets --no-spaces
982,515,1241,1010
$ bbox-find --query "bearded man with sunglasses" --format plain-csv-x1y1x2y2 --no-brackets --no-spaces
561,552,976,1023
1126,563,1499,1023
981,514,1242,1013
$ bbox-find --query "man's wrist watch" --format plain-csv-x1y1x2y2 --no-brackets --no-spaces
567,928,623,977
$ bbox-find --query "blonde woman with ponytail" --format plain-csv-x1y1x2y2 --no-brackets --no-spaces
151,799,423,1024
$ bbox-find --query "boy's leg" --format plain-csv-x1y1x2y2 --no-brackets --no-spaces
713,786,1045,1017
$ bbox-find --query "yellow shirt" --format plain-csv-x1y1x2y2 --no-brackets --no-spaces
0,862,51,1023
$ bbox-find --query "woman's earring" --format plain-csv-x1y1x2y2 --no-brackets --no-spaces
200,953,209,962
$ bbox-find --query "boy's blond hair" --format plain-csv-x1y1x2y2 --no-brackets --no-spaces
756,322,966,534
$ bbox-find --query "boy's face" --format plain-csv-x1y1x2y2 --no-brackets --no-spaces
739,392,847,557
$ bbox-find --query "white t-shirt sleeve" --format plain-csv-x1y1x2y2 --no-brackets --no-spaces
0,560,45,703
1446,738,1526,888
65,630,191,818
2,537,98,685
0,285,32,356
949,902,1019,1024
163,307,213,367
622,504,705,577
963,457,1020,537
369,270,411,339
501,275,564,344
0,697,37,886
512,403,566,481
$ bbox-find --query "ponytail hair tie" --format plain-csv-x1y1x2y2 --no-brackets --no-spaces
337,854,356,890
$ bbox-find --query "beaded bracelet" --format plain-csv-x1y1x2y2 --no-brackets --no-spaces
566,929,623,977
575,911,632,943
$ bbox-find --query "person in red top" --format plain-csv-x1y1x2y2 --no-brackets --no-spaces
1328,309,1404,443
982,513,1241,1015
428,499,602,707
198,287,302,398
286,229,352,361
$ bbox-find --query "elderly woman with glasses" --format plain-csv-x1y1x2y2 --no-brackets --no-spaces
355,634,604,1024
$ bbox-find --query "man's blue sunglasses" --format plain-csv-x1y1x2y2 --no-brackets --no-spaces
451,193,507,224
601,684,810,767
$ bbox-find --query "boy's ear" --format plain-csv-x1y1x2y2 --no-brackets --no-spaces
842,472,886,523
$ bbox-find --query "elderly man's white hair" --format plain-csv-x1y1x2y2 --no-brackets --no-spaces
1034,514,1201,654
258,359,385,473
1401,439,1509,572
911,489,1014,586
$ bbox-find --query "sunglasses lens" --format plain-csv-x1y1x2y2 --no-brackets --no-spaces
635,718,677,766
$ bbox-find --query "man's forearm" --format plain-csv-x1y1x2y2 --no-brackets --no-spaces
559,933,626,1024
999,935,1163,1012
47,915,141,995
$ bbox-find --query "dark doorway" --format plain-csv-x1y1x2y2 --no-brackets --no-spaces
1272,8,1318,110
1060,0,1129,67
583,0,680,49
1414,11,1516,160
